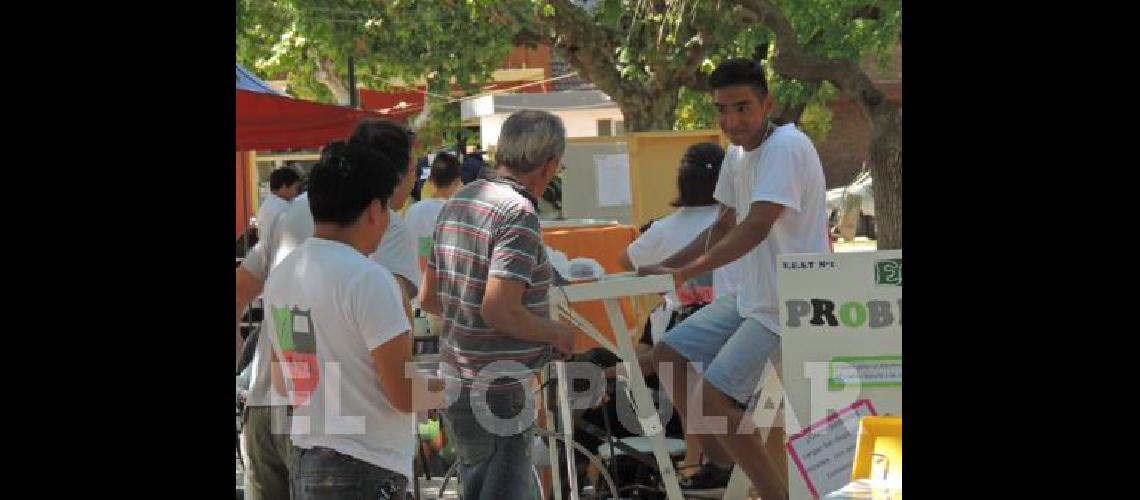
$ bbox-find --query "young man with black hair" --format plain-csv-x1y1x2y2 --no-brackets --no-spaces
256,167,302,232
235,119,423,500
633,58,830,499
404,151,462,336
404,152,461,269
265,140,444,499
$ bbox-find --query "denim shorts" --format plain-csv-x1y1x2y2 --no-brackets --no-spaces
661,294,780,405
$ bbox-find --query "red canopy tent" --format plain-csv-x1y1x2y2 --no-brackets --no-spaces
235,88,390,151
235,88,392,238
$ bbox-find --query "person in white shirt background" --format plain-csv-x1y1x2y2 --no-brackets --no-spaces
236,118,424,500
617,141,742,477
619,141,741,332
404,151,462,275
255,166,302,232
264,140,445,500
403,151,462,336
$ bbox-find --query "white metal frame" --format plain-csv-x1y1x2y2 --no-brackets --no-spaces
546,273,684,500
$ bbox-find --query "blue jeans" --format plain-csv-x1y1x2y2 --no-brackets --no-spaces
289,446,407,500
442,386,538,500
662,293,781,405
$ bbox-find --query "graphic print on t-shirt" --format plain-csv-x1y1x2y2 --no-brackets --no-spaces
417,236,432,274
271,305,320,407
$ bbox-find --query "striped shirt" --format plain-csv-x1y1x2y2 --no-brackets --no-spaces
429,175,553,390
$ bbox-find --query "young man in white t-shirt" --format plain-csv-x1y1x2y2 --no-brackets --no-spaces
264,141,445,499
404,151,462,276
255,167,301,231
635,58,829,499
235,119,423,500
403,151,461,335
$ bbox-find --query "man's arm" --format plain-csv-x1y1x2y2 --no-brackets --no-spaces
236,267,265,368
417,267,442,315
370,332,447,412
482,276,575,355
673,201,783,281
394,275,416,326
659,204,737,269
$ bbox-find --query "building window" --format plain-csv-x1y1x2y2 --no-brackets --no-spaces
598,119,625,136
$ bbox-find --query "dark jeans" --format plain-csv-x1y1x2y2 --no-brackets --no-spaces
442,386,538,500
289,446,407,500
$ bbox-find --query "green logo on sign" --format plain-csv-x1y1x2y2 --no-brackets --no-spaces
874,259,902,286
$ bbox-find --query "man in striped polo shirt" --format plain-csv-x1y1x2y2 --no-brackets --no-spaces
418,110,576,499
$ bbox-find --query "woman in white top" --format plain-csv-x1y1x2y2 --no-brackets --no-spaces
619,142,741,324
402,151,461,335
617,142,742,475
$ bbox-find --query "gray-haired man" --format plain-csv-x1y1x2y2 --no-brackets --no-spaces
418,110,576,499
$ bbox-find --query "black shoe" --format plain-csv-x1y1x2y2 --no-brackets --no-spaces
678,462,732,496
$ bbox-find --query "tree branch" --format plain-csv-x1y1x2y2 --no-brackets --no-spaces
733,0,892,117
314,56,351,105
543,0,635,100
649,27,713,92
511,28,548,47
773,81,819,125
850,5,882,20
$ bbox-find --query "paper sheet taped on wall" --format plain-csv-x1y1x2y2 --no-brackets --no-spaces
594,154,631,207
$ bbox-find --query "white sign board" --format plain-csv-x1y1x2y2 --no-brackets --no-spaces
778,250,902,500
593,153,631,207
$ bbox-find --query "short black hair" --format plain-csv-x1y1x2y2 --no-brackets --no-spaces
670,142,725,207
309,141,400,227
269,167,301,191
429,151,461,189
708,58,769,100
347,118,415,179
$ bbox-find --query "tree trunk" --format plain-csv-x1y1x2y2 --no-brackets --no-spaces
868,106,901,249
314,57,351,106
619,87,680,132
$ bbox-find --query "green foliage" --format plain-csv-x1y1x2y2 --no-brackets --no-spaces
237,0,516,107
415,79,463,154
238,0,900,135
674,0,899,133
798,82,838,142
674,86,715,131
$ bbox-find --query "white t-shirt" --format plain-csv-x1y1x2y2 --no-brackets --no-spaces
369,210,421,295
402,198,447,273
264,237,415,480
625,205,740,308
266,195,420,294
713,124,830,332
403,198,446,241
255,193,289,232
242,193,420,407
